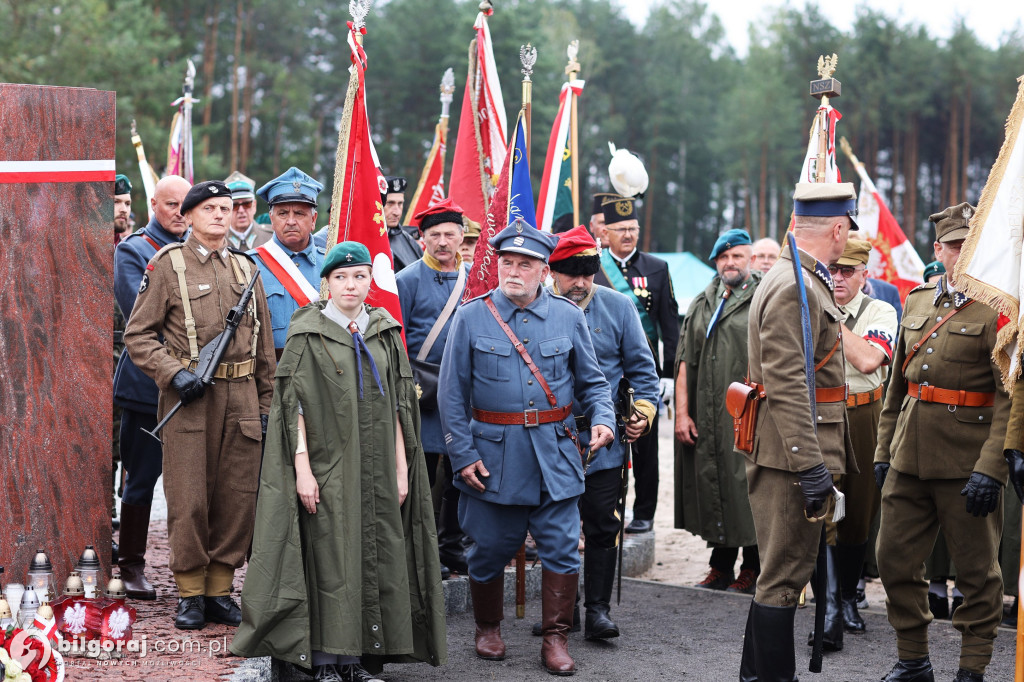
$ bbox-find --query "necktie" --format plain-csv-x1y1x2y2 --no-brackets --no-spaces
348,321,385,399
706,288,731,339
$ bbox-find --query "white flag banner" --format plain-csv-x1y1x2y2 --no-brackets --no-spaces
957,75,1024,388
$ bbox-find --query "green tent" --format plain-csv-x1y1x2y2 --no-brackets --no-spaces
650,251,716,317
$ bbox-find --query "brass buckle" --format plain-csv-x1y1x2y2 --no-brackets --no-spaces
523,409,540,427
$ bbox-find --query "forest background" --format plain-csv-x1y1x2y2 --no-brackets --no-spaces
4,0,1023,260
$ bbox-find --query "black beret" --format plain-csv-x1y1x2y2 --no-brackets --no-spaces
180,181,231,215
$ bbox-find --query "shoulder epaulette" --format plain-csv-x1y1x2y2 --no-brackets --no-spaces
462,290,493,305
229,246,257,261
906,281,937,296
150,241,185,261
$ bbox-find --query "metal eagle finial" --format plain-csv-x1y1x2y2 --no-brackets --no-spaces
520,43,538,81
817,53,838,79
349,0,372,30
440,67,456,105
565,40,580,76
185,59,196,88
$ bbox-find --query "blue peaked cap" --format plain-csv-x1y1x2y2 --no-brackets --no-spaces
489,217,559,262
257,166,323,206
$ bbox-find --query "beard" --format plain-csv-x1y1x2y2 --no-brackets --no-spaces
721,269,746,288
114,217,129,233
563,286,590,303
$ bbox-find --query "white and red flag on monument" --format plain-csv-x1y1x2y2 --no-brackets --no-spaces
448,6,508,226
956,75,1024,388
327,20,403,334
537,80,585,232
840,139,925,300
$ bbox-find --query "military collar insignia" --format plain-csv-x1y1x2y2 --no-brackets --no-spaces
813,260,834,291
932,276,969,308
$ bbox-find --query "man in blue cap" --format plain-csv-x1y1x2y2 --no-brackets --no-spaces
439,218,616,676
225,171,272,250
675,228,763,595
250,166,327,356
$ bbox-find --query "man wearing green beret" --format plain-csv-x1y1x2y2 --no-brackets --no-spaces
875,202,1009,682
675,229,762,595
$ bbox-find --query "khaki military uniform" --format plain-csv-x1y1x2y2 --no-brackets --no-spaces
875,277,1009,674
124,234,276,597
746,245,857,607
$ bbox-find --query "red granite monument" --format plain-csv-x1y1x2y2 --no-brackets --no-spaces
0,83,115,585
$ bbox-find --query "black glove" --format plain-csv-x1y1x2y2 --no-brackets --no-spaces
170,369,205,405
798,462,833,518
1005,449,1024,504
260,414,269,438
874,462,890,491
960,471,1002,517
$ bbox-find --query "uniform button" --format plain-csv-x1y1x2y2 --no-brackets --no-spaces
374,642,381,649
960,327,967,332
524,338,530,343
529,400,535,406
523,318,529,323
931,333,938,338
555,347,560,352
372,625,379,631
791,446,799,453
926,348,933,354
944,302,950,308
817,415,822,421
528,380,534,385
922,364,929,370
937,316,943,322
299,655,307,661
979,415,984,421
490,346,495,351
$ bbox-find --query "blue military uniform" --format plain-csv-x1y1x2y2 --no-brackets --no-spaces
249,167,326,351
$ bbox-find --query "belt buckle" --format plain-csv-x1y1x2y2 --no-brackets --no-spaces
523,408,540,427
224,363,235,379
917,382,928,400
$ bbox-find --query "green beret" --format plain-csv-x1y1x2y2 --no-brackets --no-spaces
320,241,372,277
922,260,946,281
114,174,132,196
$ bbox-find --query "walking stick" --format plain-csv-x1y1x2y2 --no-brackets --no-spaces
617,388,636,605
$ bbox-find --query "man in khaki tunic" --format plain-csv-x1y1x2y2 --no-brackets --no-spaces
125,180,276,631
874,203,1009,682
739,182,859,681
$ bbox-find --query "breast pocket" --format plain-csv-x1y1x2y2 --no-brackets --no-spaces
473,336,513,381
265,289,292,336
172,283,215,330
942,322,984,363
539,337,573,380
899,315,929,349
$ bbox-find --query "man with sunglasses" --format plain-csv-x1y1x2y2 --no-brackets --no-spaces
874,203,1010,682
224,171,272,250
594,195,678,534
812,239,897,652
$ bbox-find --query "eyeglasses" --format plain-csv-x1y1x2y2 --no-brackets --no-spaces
233,201,254,209
827,265,864,278
605,226,640,235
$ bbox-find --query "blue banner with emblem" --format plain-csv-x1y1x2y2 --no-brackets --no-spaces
507,111,537,229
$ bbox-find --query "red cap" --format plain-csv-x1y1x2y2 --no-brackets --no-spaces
412,197,465,222
550,224,598,262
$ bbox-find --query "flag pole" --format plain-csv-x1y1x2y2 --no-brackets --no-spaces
811,54,839,184
403,68,455,226
565,41,581,227
182,60,197,184
130,120,159,224
322,0,370,299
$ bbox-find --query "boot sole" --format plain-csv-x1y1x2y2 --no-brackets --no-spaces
476,652,506,661
584,629,619,640
542,659,576,676
206,615,242,626
174,621,206,630
126,591,157,600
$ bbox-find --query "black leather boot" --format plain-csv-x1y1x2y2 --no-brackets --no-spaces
739,600,757,682
880,657,934,681
583,547,620,640
953,669,983,681
118,502,156,600
837,542,867,632
806,545,843,651
437,478,469,575
175,596,206,630
750,601,797,682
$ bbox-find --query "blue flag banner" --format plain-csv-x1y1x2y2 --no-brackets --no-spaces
507,111,537,229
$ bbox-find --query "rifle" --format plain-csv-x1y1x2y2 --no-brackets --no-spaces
616,382,638,605
144,269,262,442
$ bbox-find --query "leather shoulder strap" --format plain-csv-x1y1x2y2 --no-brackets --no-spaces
483,297,557,408
815,335,841,372
417,265,467,361
901,300,974,374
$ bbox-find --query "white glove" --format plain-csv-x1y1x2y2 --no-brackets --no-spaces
659,378,674,405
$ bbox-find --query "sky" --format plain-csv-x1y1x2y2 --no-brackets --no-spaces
617,0,1024,56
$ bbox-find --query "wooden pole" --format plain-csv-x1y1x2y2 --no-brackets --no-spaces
565,41,581,228
1017,506,1023,681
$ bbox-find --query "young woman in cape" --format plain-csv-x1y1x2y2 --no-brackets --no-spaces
231,242,447,681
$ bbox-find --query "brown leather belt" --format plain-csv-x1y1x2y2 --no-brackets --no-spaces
752,383,848,404
846,385,883,408
472,404,573,427
179,357,256,379
907,382,994,407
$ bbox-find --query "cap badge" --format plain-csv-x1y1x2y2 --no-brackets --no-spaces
345,253,353,262
615,200,631,216
962,206,973,220
513,236,525,246
292,180,302,192
210,186,219,194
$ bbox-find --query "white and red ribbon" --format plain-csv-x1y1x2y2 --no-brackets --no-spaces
0,159,115,184
255,240,320,307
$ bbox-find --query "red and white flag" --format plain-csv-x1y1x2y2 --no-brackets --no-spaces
405,122,447,228
329,22,403,334
957,75,1024,388
800,105,842,184
536,80,585,232
849,163,924,299
448,8,507,226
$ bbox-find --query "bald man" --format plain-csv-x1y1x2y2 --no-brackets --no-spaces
750,238,781,274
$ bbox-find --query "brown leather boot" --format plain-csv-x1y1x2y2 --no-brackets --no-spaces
469,577,506,660
541,570,578,676
118,502,156,600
